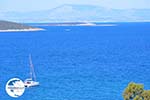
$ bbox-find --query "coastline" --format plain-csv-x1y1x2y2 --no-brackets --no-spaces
0,28,44,32
31,23,117,27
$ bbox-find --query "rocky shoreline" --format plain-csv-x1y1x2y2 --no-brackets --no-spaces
0,28,44,32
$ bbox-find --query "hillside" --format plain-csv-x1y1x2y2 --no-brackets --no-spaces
0,20,43,31
0,20,33,30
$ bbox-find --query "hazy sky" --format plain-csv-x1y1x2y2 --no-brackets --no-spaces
0,0,150,12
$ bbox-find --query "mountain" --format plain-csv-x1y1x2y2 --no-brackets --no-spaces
0,4,150,23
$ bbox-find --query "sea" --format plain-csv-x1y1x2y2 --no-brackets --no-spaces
0,22,150,100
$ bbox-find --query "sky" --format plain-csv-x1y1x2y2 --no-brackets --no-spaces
0,0,150,12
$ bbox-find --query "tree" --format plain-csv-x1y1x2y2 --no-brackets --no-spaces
133,95,142,100
141,90,150,100
123,82,144,100
123,82,150,100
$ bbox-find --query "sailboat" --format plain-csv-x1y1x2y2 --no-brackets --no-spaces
24,55,39,87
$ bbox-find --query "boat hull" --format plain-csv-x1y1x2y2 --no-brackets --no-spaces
24,81,39,87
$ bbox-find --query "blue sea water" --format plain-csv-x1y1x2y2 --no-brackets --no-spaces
0,22,150,100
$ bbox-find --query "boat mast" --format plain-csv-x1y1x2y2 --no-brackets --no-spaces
29,54,36,81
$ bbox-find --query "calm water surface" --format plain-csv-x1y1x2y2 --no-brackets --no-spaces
0,23,150,100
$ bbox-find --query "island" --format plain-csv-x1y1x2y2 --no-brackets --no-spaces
36,22,117,27
0,20,44,32
40,22,96,26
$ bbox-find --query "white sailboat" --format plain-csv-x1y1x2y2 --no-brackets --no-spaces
24,55,39,87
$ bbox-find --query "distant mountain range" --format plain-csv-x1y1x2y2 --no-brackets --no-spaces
0,4,150,23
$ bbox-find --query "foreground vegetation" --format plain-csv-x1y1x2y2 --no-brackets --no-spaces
123,82,150,100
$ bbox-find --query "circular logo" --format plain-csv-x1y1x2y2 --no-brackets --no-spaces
5,78,25,98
